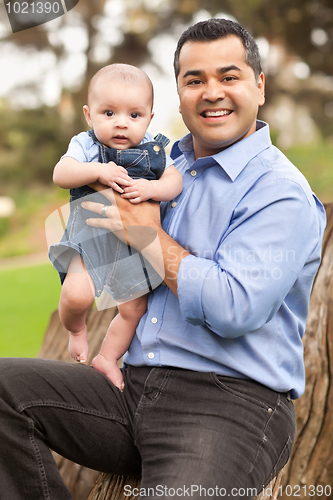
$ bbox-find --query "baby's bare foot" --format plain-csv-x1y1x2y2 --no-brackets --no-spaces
92,353,124,391
69,326,89,363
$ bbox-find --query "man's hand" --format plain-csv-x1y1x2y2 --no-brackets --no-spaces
82,188,162,249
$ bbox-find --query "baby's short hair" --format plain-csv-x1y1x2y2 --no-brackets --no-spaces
88,63,154,107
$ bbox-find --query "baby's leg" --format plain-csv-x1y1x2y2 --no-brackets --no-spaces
92,294,148,390
58,253,95,363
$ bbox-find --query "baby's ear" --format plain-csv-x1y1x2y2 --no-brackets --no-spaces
83,105,92,127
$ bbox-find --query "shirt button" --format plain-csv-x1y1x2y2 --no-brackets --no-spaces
151,317,158,324
153,145,160,152
191,170,197,177
148,352,155,359
171,201,177,208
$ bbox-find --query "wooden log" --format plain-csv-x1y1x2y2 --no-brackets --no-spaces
39,203,333,500
88,475,141,500
38,305,118,364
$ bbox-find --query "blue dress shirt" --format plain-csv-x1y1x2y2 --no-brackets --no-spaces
124,121,326,399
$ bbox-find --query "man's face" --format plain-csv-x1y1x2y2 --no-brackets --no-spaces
177,36,265,158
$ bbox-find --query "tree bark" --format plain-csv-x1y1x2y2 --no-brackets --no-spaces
39,203,333,500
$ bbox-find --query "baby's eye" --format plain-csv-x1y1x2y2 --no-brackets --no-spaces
104,110,114,117
131,112,140,119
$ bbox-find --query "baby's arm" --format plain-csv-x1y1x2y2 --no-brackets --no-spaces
121,165,183,204
53,157,133,193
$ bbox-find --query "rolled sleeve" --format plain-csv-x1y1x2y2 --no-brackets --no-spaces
177,255,214,325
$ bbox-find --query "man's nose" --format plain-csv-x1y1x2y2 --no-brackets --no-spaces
202,81,225,101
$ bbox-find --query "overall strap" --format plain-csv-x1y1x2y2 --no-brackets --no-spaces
88,129,107,163
87,129,99,144
153,133,170,149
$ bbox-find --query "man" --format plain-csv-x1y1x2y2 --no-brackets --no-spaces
0,18,325,500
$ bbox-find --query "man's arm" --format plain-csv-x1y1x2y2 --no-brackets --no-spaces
141,221,190,296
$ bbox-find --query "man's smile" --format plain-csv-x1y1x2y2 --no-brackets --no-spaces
200,109,233,118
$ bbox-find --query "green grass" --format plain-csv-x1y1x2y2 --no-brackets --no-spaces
0,263,61,357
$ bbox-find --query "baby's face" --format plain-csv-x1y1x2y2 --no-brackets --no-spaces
83,77,154,150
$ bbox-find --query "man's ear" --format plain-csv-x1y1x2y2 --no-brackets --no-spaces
257,73,265,107
83,105,93,127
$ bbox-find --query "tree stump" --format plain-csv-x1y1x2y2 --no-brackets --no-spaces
39,203,333,500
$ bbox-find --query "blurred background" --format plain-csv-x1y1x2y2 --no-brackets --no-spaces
0,0,332,357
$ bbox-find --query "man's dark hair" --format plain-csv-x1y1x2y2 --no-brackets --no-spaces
174,18,262,83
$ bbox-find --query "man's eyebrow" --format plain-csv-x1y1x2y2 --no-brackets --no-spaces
217,65,241,73
182,65,242,79
182,69,203,79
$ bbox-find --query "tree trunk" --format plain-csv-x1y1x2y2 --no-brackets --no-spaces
39,203,333,500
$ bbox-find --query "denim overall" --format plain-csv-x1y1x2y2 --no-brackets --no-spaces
49,130,169,301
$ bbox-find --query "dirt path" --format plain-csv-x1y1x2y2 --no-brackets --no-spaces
0,252,49,271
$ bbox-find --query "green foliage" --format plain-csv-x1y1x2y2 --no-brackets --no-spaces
0,104,70,188
0,263,61,357
0,218,10,239
0,185,67,258
282,142,333,203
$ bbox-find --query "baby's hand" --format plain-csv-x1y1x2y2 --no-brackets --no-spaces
97,162,133,193
121,179,154,204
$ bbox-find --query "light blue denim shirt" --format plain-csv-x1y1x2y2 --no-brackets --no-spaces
124,121,326,399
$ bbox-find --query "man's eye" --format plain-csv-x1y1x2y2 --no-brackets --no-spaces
188,79,202,85
223,76,236,82
131,112,140,118
105,111,114,117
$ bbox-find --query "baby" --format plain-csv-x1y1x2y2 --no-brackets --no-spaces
49,64,182,390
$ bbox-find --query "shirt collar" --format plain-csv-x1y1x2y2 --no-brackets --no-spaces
178,121,272,182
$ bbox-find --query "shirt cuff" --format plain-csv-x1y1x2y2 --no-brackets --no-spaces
177,254,214,326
